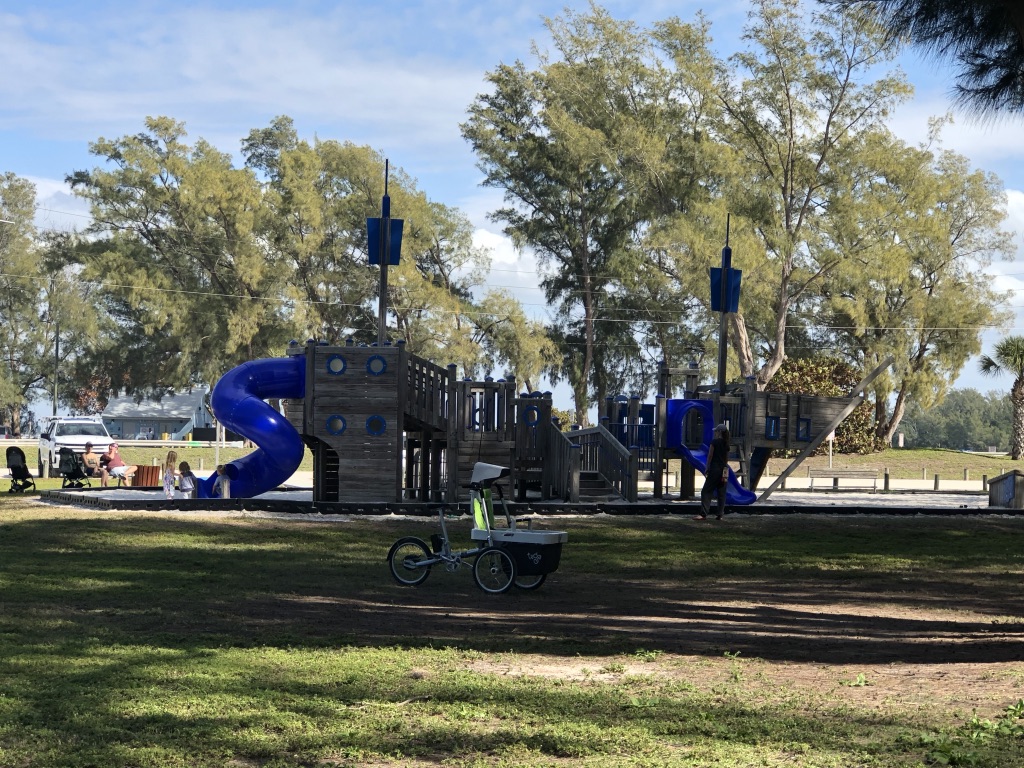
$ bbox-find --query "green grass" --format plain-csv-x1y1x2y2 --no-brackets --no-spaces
0,500,1023,766
763,447,1019,481
15,443,1014,483
103,445,314,475
14,446,311,487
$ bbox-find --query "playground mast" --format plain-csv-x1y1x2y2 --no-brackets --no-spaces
378,163,390,346
367,160,404,346
716,214,732,397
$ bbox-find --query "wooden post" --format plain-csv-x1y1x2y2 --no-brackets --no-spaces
628,446,639,503
420,430,432,500
568,448,580,503
680,462,695,500
430,431,443,502
654,394,666,498
539,398,553,500
395,342,407,503
628,395,640,449
445,364,458,502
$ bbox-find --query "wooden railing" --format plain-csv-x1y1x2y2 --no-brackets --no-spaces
453,379,516,439
404,354,450,431
568,425,638,502
546,423,581,502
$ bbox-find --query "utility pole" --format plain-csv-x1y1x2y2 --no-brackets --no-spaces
50,276,58,417
53,321,59,417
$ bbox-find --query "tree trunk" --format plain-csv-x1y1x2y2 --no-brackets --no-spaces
876,388,908,448
572,378,588,428
756,288,792,389
574,242,595,428
1012,380,1024,460
731,314,756,383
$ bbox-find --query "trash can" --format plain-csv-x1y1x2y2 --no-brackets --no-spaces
161,432,169,440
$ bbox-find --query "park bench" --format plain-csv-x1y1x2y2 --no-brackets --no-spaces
807,467,879,491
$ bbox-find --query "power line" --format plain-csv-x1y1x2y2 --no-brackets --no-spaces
9,206,1021,330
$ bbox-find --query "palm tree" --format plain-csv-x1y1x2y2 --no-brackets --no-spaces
979,337,1024,459
822,0,1024,117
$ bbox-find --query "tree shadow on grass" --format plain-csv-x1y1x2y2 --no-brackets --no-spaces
0,514,1021,664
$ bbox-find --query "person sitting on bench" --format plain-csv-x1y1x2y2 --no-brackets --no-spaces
100,443,137,487
81,442,101,478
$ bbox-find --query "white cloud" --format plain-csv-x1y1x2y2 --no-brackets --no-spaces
0,6,488,157
473,228,520,265
952,187,1024,393
888,97,1024,187
1006,189,1024,250
471,228,549,317
25,176,90,233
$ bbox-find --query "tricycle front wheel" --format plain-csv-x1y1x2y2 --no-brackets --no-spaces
388,537,432,586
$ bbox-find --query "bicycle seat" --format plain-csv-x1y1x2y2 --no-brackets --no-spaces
469,462,509,487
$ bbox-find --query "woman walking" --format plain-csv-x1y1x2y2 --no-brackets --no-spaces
696,423,730,520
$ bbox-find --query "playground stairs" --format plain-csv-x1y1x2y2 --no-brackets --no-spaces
578,470,621,501
315,445,342,500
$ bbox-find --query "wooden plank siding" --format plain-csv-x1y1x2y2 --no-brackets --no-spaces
747,392,856,450
450,379,518,496
305,345,403,502
271,343,527,503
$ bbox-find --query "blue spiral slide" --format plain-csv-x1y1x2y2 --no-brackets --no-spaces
665,399,756,505
198,355,307,499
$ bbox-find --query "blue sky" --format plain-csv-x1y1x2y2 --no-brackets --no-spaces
2,0,1023,400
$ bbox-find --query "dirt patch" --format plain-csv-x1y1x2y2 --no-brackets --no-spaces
369,514,1024,722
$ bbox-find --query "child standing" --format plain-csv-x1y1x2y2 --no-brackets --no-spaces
212,464,231,499
163,450,178,499
178,461,198,499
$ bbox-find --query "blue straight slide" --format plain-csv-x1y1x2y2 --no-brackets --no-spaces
199,355,307,499
665,399,756,505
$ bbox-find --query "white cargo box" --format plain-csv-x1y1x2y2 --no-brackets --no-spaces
471,529,568,544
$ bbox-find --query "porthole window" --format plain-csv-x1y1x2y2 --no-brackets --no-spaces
326,415,347,436
522,405,540,426
326,354,347,375
366,415,387,436
366,355,387,376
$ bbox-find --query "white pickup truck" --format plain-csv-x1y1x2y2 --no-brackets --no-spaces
37,417,113,478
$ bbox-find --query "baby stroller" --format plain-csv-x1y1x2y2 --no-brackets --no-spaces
58,446,90,489
6,445,36,493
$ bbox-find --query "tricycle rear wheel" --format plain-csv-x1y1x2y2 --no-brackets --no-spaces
514,573,546,590
473,547,516,594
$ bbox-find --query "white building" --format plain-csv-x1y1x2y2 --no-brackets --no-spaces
102,388,212,440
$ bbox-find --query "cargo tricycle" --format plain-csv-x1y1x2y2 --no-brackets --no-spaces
387,462,568,594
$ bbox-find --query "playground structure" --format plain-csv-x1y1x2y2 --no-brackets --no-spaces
200,336,887,505
187,176,891,505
